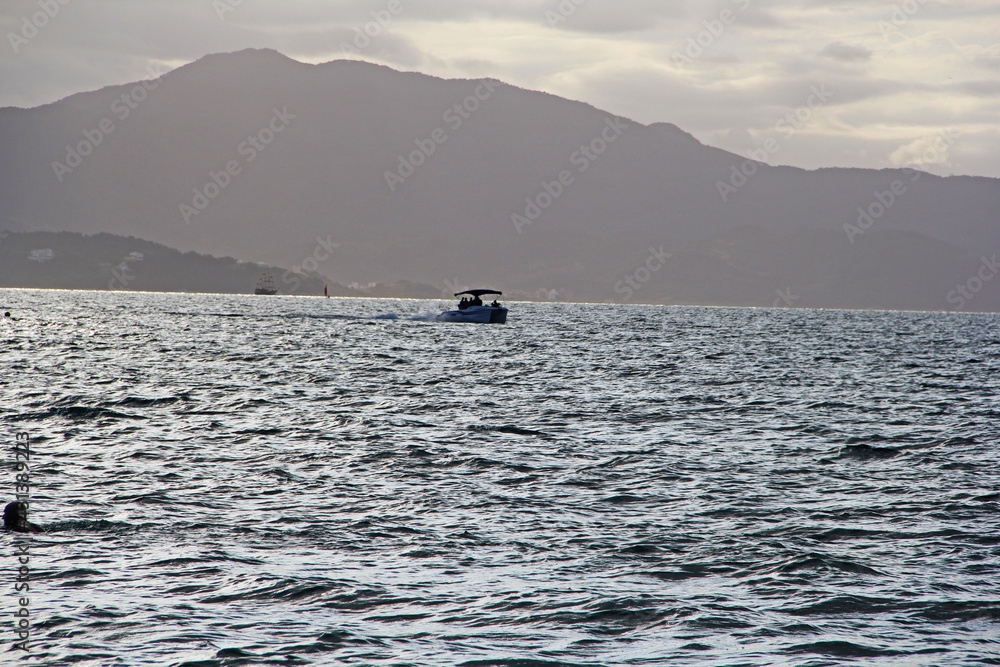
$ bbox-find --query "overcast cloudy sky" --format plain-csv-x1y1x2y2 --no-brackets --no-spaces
3,0,998,177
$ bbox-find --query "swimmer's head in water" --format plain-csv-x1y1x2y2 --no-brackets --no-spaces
3,501,43,533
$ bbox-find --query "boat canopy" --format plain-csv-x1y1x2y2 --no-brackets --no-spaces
454,289,502,297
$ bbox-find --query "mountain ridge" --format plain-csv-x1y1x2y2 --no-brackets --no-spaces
1,49,997,310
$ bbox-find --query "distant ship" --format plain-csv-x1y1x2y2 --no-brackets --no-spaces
254,273,277,295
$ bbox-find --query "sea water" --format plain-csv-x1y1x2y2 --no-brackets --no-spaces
1,289,998,666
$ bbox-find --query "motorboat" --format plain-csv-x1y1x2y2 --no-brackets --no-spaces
436,289,508,324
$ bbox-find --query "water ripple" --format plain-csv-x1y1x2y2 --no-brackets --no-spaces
1,290,998,665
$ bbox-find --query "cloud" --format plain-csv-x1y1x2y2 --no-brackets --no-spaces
959,80,1000,97
968,43,1000,69
819,42,872,62
888,131,957,170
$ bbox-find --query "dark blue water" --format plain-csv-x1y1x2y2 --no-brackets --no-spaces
2,289,999,666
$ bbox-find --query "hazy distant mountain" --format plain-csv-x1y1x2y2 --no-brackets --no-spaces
1,49,997,311
0,231,330,295
620,226,1000,313
0,231,455,299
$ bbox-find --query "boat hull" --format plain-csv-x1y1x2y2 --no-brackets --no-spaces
436,306,508,324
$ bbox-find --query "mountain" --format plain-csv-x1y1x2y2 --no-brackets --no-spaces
0,231,331,295
0,231,453,299
619,226,1000,312
1,48,997,311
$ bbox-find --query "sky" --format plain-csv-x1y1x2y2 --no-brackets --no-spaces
2,0,998,178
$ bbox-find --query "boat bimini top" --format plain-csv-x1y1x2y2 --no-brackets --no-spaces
454,289,502,297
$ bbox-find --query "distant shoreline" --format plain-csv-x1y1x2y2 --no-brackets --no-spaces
1,286,996,315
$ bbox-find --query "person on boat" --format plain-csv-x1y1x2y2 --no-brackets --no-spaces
458,297,469,310
3,501,44,533
490,300,500,308
470,295,483,307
